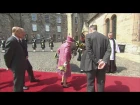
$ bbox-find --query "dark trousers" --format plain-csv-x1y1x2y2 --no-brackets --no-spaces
50,47,53,50
106,60,116,73
86,69,106,92
24,59,35,85
12,69,25,92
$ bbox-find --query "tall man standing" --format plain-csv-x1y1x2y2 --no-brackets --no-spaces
19,28,40,90
4,27,27,92
85,25,111,92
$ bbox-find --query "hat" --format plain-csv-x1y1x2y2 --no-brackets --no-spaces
66,36,74,43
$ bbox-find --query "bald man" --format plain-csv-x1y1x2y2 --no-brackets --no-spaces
4,26,27,92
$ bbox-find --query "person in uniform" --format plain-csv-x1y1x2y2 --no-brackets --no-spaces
61,37,65,44
48,36,54,52
106,32,120,73
24,34,28,43
32,36,37,52
40,36,45,51
1,37,6,52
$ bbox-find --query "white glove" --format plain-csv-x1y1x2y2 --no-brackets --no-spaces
63,62,67,67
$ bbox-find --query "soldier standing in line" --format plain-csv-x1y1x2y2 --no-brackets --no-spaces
32,36,37,52
1,37,6,53
48,36,54,52
40,36,45,51
24,34,28,43
61,36,66,44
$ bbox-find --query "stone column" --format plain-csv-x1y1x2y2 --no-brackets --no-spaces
103,23,107,36
82,22,89,35
132,13,139,42
66,13,72,37
110,19,112,32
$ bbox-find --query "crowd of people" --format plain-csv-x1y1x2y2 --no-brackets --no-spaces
3,25,120,92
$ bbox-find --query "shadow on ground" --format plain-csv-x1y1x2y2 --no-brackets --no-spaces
116,66,127,73
38,84,63,92
105,81,130,92
28,77,58,87
0,74,38,90
71,63,81,73
70,76,87,91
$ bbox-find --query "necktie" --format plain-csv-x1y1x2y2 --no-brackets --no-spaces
19,40,23,47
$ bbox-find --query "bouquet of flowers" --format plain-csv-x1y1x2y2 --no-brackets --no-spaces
78,42,85,50
58,65,66,72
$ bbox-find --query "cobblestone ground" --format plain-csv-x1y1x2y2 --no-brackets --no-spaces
0,42,140,77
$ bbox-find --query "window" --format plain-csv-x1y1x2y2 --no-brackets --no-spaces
75,17,78,24
57,26,61,32
45,24,50,31
31,13,37,21
32,24,37,31
45,15,49,23
57,16,61,23
111,15,117,39
106,18,110,36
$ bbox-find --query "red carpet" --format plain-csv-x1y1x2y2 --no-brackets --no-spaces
0,68,140,92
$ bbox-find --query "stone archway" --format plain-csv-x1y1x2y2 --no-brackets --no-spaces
111,14,117,39
105,18,110,36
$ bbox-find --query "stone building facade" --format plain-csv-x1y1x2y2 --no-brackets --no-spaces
86,13,140,55
71,13,84,41
69,13,140,54
0,13,67,42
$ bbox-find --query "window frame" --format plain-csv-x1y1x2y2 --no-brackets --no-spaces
32,24,37,31
57,26,61,32
45,24,50,32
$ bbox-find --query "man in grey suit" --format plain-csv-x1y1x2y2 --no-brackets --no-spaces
85,25,111,92
4,27,27,92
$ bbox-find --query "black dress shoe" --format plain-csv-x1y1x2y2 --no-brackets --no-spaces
23,86,29,90
62,85,69,88
61,82,68,85
30,79,40,82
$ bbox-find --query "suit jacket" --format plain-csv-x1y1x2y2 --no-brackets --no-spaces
85,31,111,71
20,39,28,57
4,36,27,72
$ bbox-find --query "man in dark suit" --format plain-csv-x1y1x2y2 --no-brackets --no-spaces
4,27,27,92
19,31,40,89
85,25,111,92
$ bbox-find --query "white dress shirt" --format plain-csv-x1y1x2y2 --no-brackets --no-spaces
12,34,19,42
